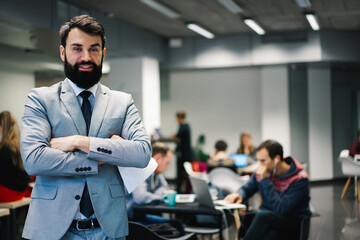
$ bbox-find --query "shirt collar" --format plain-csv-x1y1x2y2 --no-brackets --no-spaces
66,78,98,97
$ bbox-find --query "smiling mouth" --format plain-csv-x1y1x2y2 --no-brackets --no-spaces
78,65,94,71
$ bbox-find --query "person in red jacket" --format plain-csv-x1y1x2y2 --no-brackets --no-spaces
349,129,360,157
0,111,32,202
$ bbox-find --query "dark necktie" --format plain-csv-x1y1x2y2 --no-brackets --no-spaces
79,90,94,218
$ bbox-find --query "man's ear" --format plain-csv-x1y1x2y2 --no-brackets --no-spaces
102,48,106,60
60,45,65,62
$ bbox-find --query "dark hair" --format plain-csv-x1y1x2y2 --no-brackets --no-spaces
59,15,106,49
176,111,186,120
357,129,360,138
257,140,283,160
152,142,170,157
215,140,227,151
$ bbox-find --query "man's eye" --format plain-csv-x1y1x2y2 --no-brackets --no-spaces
90,48,99,52
73,47,81,52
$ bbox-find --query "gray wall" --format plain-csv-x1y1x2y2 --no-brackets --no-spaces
332,67,360,178
160,67,262,154
289,65,309,169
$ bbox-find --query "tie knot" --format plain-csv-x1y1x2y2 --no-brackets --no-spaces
80,91,92,100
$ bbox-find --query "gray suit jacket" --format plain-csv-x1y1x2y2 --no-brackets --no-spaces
20,79,151,240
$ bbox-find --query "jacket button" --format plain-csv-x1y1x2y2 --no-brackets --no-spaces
75,168,80,172
87,167,92,171
80,167,84,171
109,150,112,154
75,195,80,200
97,147,101,152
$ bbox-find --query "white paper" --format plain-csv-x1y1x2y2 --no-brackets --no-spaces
118,158,158,193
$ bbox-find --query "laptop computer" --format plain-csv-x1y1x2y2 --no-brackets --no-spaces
189,176,246,210
229,154,248,168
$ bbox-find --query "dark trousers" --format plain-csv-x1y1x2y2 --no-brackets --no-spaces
176,157,188,193
240,210,300,240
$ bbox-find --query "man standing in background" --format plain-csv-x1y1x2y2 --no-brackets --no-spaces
172,111,193,193
20,15,151,240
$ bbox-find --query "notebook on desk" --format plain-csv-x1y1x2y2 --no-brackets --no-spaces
189,176,246,210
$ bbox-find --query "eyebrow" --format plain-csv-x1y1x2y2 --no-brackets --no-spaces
70,43,101,48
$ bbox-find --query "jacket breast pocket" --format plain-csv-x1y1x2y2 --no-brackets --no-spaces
31,184,58,200
109,184,124,198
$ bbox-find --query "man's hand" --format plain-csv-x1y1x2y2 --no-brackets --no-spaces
111,135,124,140
224,193,243,203
50,135,89,153
256,164,269,180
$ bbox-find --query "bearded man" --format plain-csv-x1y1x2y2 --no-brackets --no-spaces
20,15,151,240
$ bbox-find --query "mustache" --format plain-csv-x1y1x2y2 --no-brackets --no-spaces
75,61,97,68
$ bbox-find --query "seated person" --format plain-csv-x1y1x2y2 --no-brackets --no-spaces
237,131,257,164
0,111,33,202
350,129,360,158
193,134,209,162
207,140,235,171
225,140,310,240
126,142,184,235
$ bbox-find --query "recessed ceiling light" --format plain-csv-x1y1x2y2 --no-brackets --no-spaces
216,0,243,14
140,0,180,19
186,23,215,39
305,13,320,31
244,18,265,35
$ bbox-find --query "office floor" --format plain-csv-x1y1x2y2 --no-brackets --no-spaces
309,179,360,240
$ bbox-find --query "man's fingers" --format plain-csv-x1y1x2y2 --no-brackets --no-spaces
111,135,124,140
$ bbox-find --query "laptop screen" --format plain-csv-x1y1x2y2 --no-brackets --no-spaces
229,154,248,168
189,176,216,209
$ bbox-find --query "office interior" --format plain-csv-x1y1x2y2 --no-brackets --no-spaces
0,0,360,239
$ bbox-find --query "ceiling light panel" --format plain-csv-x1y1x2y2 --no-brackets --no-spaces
244,19,265,35
305,13,320,31
216,0,243,14
186,23,215,39
140,0,180,19
295,0,311,8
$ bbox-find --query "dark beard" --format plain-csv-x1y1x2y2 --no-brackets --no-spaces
64,56,103,89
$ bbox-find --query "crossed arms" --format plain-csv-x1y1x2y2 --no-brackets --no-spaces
20,88,151,177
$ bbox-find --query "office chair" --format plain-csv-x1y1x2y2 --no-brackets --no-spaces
208,167,249,196
126,221,197,240
339,149,360,201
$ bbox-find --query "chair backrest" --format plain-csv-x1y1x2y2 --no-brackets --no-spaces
127,221,165,240
340,149,350,158
341,157,360,176
184,162,196,176
127,222,196,240
208,167,249,195
183,162,210,183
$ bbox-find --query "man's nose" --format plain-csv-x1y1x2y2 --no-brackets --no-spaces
81,50,92,62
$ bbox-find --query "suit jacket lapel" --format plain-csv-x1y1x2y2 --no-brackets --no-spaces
90,84,109,137
60,80,87,135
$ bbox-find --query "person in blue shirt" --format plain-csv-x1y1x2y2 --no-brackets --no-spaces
127,142,174,218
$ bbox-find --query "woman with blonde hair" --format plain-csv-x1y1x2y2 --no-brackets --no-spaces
0,111,32,202
237,131,257,164
237,132,255,155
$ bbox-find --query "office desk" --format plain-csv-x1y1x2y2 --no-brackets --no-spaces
0,197,31,240
0,208,10,240
133,203,229,239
